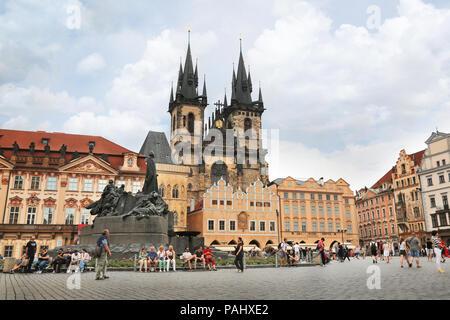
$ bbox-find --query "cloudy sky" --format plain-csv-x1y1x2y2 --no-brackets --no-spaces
1,0,449,190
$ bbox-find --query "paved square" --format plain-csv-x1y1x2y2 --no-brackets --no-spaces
1,257,449,300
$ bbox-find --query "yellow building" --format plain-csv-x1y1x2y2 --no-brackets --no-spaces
269,177,359,250
187,178,279,248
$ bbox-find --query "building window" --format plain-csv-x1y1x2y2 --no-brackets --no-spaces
127,158,134,166
9,206,20,224
249,221,256,232
319,206,324,215
391,224,395,234
260,221,266,232
14,176,23,189
439,213,448,226
310,194,315,200
312,222,317,232
301,205,306,214
377,209,380,218
283,192,289,199
292,193,297,199
43,207,53,224
427,177,433,186
347,224,353,234
285,221,290,232
98,179,107,192
345,198,349,204
81,208,90,224
65,207,75,225
133,181,141,194
327,206,332,215
172,185,179,198
430,196,436,208
413,207,420,218
346,209,351,218
336,222,341,231
30,176,40,190
437,161,441,167
4,246,13,258
382,208,386,217
302,222,307,232
335,207,339,215
300,193,305,200
83,179,93,192
116,180,125,188
292,204,298,214
269,221,276,232
47,177,57,191
68,178,78,191
293,221,299,232
389,207,393,216
431,215,438,228
26,207,36,224
311,206,316,215
318,194,323,200
443,195,449,208
328,222,333,232
439,175,445,184
230,220,236,231
219,220,226,231
326,194,331,201
158,185,165,197
284,204,290,214
334,195,338,201
207,220,215,231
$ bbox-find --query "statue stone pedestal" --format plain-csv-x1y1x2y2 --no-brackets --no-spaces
80,216,168,246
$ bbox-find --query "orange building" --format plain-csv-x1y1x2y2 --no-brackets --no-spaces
187,178,279,249
355,169,399,249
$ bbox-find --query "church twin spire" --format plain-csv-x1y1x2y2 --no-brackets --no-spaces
169,31,263,109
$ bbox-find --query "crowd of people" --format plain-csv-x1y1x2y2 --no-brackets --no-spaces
367,231,448,272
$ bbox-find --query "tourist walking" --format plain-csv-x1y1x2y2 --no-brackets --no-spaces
234,237,244,272
95,229,111,280
426,239,433,262
317,238,325,266
383,242,391,263
405,233,422,268
432,231,445,273
399,238,408,268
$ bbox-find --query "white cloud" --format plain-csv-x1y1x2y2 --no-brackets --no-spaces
76,53,106,75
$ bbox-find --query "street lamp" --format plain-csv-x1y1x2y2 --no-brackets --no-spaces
337,229,347,243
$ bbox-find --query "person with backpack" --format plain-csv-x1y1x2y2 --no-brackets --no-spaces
370,241,378,263
95,229,111,280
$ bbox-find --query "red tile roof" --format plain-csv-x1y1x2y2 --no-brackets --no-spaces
0,129,132,154
409,149,426,167
0,129,146,173
371,168,393,189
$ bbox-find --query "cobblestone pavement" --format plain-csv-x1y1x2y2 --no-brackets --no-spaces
1,257,449,300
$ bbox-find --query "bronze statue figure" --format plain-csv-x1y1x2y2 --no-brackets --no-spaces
142,151,158,194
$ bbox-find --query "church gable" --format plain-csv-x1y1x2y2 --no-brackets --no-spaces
59,155,117,175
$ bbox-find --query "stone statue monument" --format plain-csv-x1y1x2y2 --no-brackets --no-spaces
142,151,158,194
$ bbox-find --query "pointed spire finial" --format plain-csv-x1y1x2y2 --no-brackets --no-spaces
170,82,174,103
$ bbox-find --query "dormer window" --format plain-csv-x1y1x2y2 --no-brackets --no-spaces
41,138,49,145
127,158,133,166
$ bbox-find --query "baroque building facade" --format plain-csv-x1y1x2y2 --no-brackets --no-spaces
392,149,426,241
418,131,450,243
270,177,359,250
355,169,399,249
0,129,147,258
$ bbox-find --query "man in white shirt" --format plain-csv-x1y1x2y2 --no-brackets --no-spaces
293,242,300,260
181,248,195,271
69,250,81,273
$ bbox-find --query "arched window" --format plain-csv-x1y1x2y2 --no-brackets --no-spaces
174,212,178,226
158,185,165,197
187,113,195,134
244,118,252,131
187,183,192,190
172,115,176,131
172,185,179,198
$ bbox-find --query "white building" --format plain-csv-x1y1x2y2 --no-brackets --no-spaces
418,131,450,243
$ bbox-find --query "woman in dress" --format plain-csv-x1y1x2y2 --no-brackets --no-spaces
383,242,391,263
